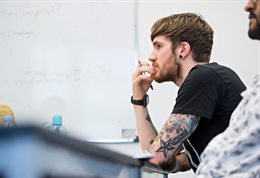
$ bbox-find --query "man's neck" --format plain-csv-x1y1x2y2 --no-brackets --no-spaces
176,60,208,87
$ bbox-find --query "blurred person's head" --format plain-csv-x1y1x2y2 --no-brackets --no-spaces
0,103,15,126
245,0,260,40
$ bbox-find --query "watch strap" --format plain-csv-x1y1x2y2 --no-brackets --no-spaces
131,94,149,106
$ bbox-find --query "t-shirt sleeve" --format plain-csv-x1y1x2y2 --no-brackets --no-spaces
172,67,225,119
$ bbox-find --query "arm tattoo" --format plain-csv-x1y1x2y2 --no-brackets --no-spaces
145,113,152,123
149,131,163,150
145,113,158,136
157,138,176,157
155,114,200,157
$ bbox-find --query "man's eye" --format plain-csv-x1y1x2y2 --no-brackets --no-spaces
155,44,161,49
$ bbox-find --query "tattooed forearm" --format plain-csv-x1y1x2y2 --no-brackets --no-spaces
171,130,189,145
186,115,200,133
145,113,158,136
166,114,200,134
153,114,200,158
156,138,176,157
145,113,152,123
149,132,162,150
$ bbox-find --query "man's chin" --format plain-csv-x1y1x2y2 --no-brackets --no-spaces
248,29,260,40
154,78,171,83
248,23,260,40
154,79,162,83
154,77,164,83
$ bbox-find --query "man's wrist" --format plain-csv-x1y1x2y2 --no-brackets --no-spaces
131,94,149,106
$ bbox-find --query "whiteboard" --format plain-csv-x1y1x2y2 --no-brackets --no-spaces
0,1,137,140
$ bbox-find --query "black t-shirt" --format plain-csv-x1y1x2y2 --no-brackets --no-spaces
172,62,246,172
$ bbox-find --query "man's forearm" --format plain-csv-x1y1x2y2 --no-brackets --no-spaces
148,114,199,172
134,105,158,151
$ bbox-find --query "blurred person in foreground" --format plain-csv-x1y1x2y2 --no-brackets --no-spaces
196,0,260,177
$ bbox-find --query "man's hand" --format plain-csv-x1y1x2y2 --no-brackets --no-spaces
149,153,178,172
131,61,156,99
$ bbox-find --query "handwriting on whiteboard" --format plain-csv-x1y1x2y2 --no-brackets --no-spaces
0,66,113,85
0,31,34,40
0,3,62,20
0,3,62,40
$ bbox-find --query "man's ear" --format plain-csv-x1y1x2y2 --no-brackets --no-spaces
178,42,190,59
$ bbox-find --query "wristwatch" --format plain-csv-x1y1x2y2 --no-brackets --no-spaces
131,94,149,106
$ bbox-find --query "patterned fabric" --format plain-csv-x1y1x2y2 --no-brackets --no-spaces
196,73,260,178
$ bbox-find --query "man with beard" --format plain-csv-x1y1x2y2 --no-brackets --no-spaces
131,13,246,173
196,0,260,177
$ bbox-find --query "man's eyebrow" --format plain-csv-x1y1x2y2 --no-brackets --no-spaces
152,41,162,46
